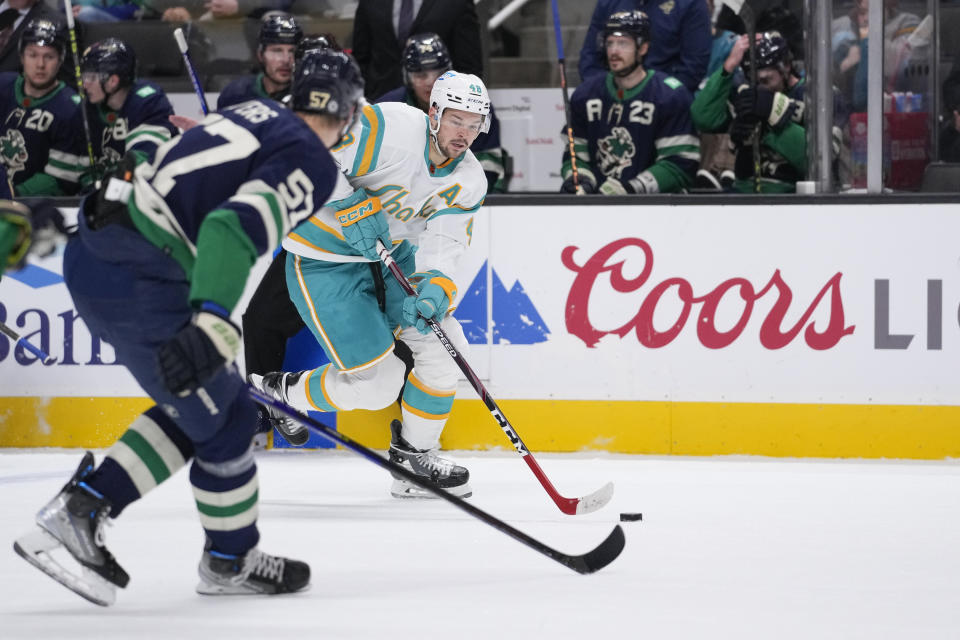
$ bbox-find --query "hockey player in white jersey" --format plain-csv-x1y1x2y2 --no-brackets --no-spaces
250,68,489,499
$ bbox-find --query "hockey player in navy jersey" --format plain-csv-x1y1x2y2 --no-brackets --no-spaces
0,19,86,196
561,10,700,195
376,32,508,192
217,13,302,110
13,48,363,606
79,38,177,189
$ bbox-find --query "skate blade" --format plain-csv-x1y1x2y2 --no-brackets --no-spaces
13,528,116,607
196,578,313,596
390,479,473,500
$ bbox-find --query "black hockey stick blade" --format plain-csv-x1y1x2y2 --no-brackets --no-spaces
562,523,626,575
248,385,626,575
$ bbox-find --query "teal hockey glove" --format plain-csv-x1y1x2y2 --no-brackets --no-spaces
402,270,457,334
336,191,392,262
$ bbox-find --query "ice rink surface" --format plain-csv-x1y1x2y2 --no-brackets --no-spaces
1,449,958,639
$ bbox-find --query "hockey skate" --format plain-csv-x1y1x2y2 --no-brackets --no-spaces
197,538,310,595
387,420,472,498
248,372,309,446
13,451,130,606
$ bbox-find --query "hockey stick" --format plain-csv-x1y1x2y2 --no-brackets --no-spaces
737,2,762,194
375,240,614,516
0,319,55,364
62,0,96,172
173,28,210,116
247,385,625,574
550,0,583,194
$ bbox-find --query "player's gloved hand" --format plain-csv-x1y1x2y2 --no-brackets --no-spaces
729,113,760,147
27,199,68,259
158,303,241,396
735,85,796,129
560,174,596,194
335,189,392,261
402,270,457,334
0,199,32,271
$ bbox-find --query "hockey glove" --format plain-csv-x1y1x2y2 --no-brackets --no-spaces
734,85,796,129
158,303,241,396
0,200,32,271
729,112,760,147
28,199,68,260
402,270,457,334
336,190,392,262
598,177,648,195
560,174,596,194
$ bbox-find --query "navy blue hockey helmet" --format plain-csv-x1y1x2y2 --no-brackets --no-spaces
740,31,792,76
291,49,364,121
81,38,137,88
402,33,452,83
259,13,303,49
19,19,66,57
295,33,340,62
600,10,651,51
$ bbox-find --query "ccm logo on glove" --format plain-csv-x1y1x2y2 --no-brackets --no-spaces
337,197,382,226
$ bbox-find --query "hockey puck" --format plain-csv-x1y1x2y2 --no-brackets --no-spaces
619,512,642,522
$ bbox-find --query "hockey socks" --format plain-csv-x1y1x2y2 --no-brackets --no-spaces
85,405,193,517
190,451,260,555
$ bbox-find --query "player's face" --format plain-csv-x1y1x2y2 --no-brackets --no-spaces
21,44,61,91
605,35,638,73
260,44,295,86
757,68,785,92
408,69,444,109
433,107,483,158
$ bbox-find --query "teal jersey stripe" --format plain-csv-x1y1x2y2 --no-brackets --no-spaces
402,378,455,418
350,104,386,176
427,198,484,221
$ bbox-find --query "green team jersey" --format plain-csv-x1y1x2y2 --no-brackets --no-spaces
691,67,806,193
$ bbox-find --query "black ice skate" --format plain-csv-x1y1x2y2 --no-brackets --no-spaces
248,371,309,446
197,538,310,595
388,420,472,498
13,451,130,606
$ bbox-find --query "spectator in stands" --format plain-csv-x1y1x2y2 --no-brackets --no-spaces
832,0,929,111
561,11,699,195
159,0,294,22
0,0,64,74
217,12,301,109
376,32,508,192
691,31,805,193
68,0,144,23
579,0,710,92
352,0,483,100
0,19,86,196
79,37,177,188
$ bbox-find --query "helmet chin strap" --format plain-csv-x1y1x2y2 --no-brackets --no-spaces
428,111,447,160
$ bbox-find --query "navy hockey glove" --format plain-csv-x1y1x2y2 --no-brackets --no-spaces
560,174,596,194
335,190,392,262
402,270,457,334
729,113,760,147
158,303,241,396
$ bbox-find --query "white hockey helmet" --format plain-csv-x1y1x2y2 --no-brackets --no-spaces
428,70,491,135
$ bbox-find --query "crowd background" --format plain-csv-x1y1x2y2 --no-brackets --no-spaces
2,0,959,193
